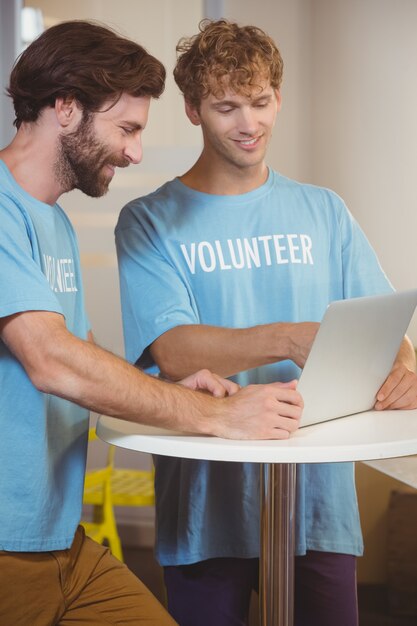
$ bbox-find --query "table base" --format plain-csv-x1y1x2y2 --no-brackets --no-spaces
260,463,296,626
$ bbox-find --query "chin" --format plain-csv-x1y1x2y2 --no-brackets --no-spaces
78,183,110,198
78,175,111,198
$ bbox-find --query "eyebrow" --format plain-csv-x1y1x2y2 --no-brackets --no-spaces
251,94,273,104
212,94,273,108
212,100,238,109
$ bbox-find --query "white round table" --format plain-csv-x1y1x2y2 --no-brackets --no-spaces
97,409,417,626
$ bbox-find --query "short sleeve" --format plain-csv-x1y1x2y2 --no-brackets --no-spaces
335,197,394,298
0,197,63,319
116,221,199,368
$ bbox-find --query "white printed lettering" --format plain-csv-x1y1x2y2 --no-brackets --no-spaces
227,238,245,269
198,242,216,272
42,254,78,293
180,243,196,274
258,235,273,266
179,233,313,274
300,235,313,264
273,235,289,264
287,234,301,264
244,237,261,269
215,240,232,270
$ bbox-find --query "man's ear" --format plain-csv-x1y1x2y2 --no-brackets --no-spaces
184,100,201,126
275,90,282,113
55,97,82,128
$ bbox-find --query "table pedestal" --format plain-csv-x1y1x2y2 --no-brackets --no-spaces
260,463,296,626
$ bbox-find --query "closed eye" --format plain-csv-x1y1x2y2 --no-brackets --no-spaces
214,105,236,114
252,99,270,108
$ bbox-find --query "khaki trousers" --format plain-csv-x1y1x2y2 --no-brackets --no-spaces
0,526,177,625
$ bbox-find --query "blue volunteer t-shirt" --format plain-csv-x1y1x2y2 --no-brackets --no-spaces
0,160,90,551
116,169,393,565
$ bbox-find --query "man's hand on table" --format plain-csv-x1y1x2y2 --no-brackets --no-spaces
179,370,303,440
210,379,303,440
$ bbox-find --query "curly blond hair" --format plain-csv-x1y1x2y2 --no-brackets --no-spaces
174,19,283,108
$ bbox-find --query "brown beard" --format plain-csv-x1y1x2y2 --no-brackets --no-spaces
55,111,128,198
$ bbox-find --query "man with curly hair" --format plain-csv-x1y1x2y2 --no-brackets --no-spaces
116,19,417,626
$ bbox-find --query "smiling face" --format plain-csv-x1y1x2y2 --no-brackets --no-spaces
56,93,150,197
186,81,281,176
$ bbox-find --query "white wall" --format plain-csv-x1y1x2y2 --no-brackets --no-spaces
311,0,417,340
0,0,22,146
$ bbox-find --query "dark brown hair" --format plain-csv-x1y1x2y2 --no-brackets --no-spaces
174,19,283,109
8,20,166,128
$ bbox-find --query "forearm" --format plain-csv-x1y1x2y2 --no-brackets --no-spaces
44,337,212,430
1,310,304,439
1,312,216,433
151,322,317,380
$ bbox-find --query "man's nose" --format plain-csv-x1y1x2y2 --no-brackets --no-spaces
238,107,258,134
124,137,143,164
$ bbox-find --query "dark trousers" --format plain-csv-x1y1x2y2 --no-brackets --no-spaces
164,551,358,626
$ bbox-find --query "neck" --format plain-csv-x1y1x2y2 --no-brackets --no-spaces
0,123,63,205
180,151,269,195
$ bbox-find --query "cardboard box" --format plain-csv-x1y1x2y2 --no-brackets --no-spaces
387,490,417,616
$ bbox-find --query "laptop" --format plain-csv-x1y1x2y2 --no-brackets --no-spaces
297,289,417,427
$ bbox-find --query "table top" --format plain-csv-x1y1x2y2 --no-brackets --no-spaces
97,409,417,464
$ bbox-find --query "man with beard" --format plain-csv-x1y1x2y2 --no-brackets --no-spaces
0,20,304,625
